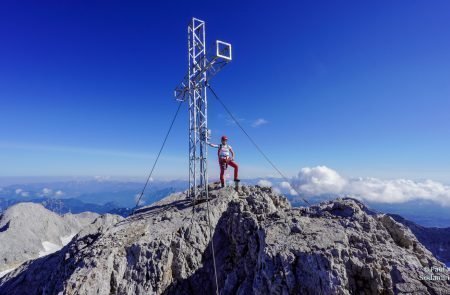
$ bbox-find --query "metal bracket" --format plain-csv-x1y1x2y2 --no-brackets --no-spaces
216,40,232,61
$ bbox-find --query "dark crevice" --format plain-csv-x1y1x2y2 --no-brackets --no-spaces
0,221,10,232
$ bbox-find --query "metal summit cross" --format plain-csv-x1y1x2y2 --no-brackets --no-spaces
174,17,232,200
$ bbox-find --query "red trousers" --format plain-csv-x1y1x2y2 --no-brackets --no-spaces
219,158,238,185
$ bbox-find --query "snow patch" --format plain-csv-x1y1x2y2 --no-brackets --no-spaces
60,234,76,245
1,234,78,277
38,241,61,257
38,233,77,258
0,267,14,278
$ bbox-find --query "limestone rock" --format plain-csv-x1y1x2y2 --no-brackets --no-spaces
0,203,101,273
0,185,449,294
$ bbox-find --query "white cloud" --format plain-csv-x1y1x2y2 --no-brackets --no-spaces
291,166,347,196
134,194,145,206
55,190,64,197
287,166,450,206
251,118,268,127
15,188,29,197
42,188,53,196
280,181,292,190
278,181,298,196
257,179,272,187
344,178,450,205
273,187,282,194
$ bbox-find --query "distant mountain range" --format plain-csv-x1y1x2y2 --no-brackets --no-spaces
289,194,450,228
0,197,117,215
0,179,187,217
2,178,450,227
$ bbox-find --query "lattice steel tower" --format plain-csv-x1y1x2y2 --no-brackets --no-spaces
175,17,232,200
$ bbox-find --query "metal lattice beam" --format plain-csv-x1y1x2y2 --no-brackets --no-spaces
175,17,232,200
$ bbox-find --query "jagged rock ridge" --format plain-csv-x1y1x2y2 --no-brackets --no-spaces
0,185,449,294
389,213,450,266
0,202,100,274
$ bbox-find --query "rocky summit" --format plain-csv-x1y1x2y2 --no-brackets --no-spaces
0,184,449,294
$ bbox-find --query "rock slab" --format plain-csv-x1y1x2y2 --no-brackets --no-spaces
0,185,449,294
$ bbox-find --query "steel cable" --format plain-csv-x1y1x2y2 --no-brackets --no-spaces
132,101,183,214
207,84,311,206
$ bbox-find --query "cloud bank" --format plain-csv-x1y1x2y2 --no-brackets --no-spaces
41,188,53,196
261,166,450,206
15,188,30,197
257,179,272,187
295,166,450,206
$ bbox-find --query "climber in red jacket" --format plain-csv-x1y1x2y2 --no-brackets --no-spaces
207,135,239,188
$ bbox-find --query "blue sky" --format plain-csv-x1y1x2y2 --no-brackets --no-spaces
1,1,449,182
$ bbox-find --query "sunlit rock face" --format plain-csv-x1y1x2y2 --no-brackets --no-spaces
1,185,449,295
0,202,101,274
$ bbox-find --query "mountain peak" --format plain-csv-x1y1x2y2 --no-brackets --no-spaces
1,184,449,294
